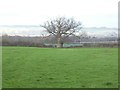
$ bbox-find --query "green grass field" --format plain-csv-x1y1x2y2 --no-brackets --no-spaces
2,47,118,88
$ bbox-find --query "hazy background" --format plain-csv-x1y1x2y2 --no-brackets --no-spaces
0,0,118,36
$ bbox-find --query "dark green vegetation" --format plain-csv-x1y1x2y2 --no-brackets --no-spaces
2,47,118,88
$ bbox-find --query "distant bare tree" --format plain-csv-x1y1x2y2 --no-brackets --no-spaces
41,17,82,48
76,30,88,43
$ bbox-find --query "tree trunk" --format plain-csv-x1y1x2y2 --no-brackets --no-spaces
57,38,63,48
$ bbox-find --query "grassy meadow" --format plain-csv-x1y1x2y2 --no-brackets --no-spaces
2,47,118,88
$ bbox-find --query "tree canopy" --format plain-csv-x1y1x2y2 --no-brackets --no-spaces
41,17,82,47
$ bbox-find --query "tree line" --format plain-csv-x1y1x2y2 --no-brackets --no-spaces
0,34,118,48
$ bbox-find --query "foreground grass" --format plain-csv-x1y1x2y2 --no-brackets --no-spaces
2,47,118,88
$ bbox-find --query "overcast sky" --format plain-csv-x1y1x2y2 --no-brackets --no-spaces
0,0,118,28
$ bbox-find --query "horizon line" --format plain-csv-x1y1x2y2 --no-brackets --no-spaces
0,25,118,29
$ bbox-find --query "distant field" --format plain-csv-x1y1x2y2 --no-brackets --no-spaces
2,47,118,88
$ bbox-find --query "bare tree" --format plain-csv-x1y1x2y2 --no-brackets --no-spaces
41,17,82,48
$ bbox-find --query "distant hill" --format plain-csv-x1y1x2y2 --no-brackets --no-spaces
0,25,118,37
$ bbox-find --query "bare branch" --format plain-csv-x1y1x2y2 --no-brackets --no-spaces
40,17,83,47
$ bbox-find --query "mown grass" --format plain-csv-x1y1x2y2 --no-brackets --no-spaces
2,46,118,88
